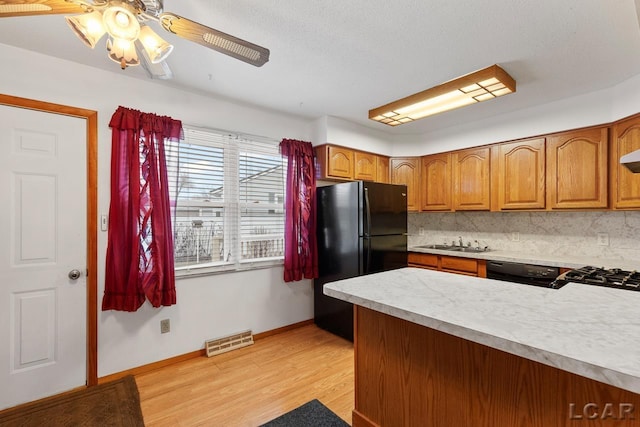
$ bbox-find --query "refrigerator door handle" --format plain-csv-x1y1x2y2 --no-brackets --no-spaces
363,237,371,274
364,187,371,237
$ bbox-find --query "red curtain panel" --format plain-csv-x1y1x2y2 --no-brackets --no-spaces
279,139,318,282
103,106,183,311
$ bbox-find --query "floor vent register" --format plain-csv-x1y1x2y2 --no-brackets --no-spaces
205,330,254,357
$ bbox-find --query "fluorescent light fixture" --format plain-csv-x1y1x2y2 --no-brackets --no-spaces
369,65,516,126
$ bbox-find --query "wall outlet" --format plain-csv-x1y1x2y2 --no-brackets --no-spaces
511,232,520,242
418,227,425,236
160,319,170,334
597,233,609,246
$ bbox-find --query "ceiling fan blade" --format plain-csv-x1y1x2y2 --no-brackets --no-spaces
159,12,269,67
0,0,87,17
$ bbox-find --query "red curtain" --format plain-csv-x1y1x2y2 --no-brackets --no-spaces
280,139,318,282
103,106,183,311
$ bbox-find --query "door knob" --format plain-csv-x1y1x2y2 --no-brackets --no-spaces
68,269,82,280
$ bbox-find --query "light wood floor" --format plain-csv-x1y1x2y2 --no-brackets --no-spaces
135,324,354,426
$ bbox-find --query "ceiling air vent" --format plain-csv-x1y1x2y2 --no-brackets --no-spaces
205,330,254,357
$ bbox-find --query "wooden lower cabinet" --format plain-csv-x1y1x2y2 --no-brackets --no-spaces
352,306,640,427
408,252,486,277
407,252,438,270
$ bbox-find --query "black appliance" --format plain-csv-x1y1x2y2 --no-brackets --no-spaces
314,181,408,341
550,266,640,291
486,261,560,288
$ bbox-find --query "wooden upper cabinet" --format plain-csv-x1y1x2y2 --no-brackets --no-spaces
453,147,491,210
611,113,640,209
315,144,354,180
420,153,452,211
376,155,390,183
546,127,608,209
390,157,420,211
354,151,376,181
491,138,546,210
325,145,353,180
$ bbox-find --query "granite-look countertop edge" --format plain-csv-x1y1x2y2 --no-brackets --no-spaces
409,246,640,270
324,267,640,394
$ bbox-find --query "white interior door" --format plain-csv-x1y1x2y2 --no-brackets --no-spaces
0,104,87,410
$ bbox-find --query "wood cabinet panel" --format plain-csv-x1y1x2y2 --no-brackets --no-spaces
611,114,640,209
354,306,640,427
453,147,491,210
408,252,486,277
390,157,420,211
354,151,376,181
420,153,453,211
375,155,390,183
408,252,438,269
327,145,354,180
492,138,546,210
315,144,354,181
546,127,608,209
440,255,480,275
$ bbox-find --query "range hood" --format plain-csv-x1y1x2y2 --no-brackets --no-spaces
621,150,640,173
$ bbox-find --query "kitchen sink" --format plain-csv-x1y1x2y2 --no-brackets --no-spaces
414,244,492,253
456,247,492,253
415,244,455,250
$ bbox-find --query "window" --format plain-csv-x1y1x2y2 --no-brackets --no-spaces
167,126,286,275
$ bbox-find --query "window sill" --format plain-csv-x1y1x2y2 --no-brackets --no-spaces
175,259,284,279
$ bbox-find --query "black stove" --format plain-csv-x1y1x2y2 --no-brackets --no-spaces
550,266,640,291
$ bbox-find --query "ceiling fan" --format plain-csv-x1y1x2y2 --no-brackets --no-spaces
0,0,270,79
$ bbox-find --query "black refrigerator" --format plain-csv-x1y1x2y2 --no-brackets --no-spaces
314,181,408,341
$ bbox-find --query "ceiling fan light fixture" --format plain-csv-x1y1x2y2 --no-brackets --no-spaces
369,64,516,126
138,25,173,63
102,2,140,42
107,37,140,69
65,10,106,49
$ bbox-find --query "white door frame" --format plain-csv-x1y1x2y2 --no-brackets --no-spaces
0,94,98,387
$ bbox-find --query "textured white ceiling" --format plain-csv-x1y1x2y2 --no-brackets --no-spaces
1,0,640,135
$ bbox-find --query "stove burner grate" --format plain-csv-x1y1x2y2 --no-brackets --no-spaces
550,266,640,291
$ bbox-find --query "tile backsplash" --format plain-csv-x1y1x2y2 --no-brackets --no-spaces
408,211,640,261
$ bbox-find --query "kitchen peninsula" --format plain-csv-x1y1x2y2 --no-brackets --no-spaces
324,268,640,427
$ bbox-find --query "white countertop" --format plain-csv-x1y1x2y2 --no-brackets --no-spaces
409,245,640,270
324,267,640,394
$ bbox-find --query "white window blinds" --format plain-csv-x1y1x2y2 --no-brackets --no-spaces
167,125,286,275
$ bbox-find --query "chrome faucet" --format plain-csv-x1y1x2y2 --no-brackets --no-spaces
458,236,463,247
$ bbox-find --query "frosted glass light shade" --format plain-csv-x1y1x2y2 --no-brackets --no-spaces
65,11,106,48
138,25,174,63
106,37,140,69
103,3,140,42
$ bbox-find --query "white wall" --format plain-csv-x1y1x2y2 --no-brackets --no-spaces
320,116,395,155
0,43,315,377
